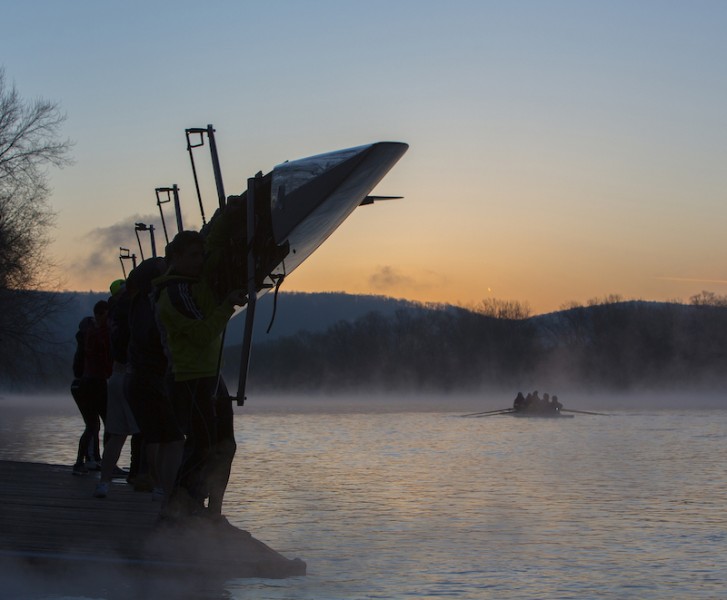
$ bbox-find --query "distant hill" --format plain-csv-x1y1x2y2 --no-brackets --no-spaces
231,299,727,394
223,291,425,346
44,290,422,345
8,293,727,394
4,290,429,389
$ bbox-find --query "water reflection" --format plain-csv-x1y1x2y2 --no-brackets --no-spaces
1,396,727,599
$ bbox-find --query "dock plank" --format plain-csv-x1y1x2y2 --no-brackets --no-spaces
0,460,305,579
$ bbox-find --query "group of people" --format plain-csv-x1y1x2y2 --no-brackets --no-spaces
512,390,563,413
71,282,139,484
70,198,247,524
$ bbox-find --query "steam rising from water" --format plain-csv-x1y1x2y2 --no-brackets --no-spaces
2,388,726,419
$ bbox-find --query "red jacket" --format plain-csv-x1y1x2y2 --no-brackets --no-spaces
83,320,112,379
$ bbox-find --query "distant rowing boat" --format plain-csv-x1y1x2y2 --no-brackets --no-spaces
461,406,608,418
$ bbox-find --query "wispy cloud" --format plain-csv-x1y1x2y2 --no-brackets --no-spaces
369,265,447,292
72,214,161,284
369,266,414,289
653,276,727,285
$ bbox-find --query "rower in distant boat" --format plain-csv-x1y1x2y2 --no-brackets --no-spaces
513,389,563,415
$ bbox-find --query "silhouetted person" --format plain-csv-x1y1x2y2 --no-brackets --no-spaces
94,281,137,498
513,392,526,411
154,214,246,521
125,257,185,514
71,300,111,475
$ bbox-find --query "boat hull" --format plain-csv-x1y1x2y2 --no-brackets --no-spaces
270,142,408,275
511,411,574,418
233,141,408,295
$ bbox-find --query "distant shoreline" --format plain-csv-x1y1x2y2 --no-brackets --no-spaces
2,390,726,414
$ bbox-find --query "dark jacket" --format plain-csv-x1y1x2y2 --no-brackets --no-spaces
82,318,112,379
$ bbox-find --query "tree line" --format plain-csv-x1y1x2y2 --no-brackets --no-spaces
233,294,727,392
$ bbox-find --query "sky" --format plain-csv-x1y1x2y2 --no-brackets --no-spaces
2,0,726,314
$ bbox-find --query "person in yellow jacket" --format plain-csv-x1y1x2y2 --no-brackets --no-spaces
154,209,246,522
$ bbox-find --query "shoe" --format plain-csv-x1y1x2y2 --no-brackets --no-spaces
93,481,109,498
111,466,129,479
85,460,101,471
72,462,88,476
151,487,164,502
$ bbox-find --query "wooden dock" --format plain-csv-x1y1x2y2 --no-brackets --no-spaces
0,460,306,581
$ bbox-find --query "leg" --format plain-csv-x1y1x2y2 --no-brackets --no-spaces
126,370,185,515
129,433,145,484
158,439,185,501
172,377,217,509
71,379,100,467
206,380,236,515
99,434,128,483
86,377,108,463
94,433,127,497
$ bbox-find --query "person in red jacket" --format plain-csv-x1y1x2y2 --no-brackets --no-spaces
71,300,112,475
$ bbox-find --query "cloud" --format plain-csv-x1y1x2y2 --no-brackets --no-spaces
369,266,413,289
653,276,727,285
74,213,161,282
369,265,447,292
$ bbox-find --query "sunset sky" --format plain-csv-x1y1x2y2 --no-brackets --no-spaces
2,1,726,314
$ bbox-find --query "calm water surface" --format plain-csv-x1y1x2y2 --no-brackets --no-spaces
1,394,726,599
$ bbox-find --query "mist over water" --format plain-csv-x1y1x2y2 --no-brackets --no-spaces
2,392,727,599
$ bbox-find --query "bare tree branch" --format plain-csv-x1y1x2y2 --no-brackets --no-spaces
0,67,73,385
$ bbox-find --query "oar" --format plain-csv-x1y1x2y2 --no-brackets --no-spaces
474,409,515,418
461,408,513,417
561,408,610,416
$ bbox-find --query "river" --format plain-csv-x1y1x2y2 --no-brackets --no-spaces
1,392,726,599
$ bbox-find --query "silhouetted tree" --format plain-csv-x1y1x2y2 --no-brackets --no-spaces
230,295,727,394
0,68,72,384
472,297,532,319
586,293,626,307
689,290,727,307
